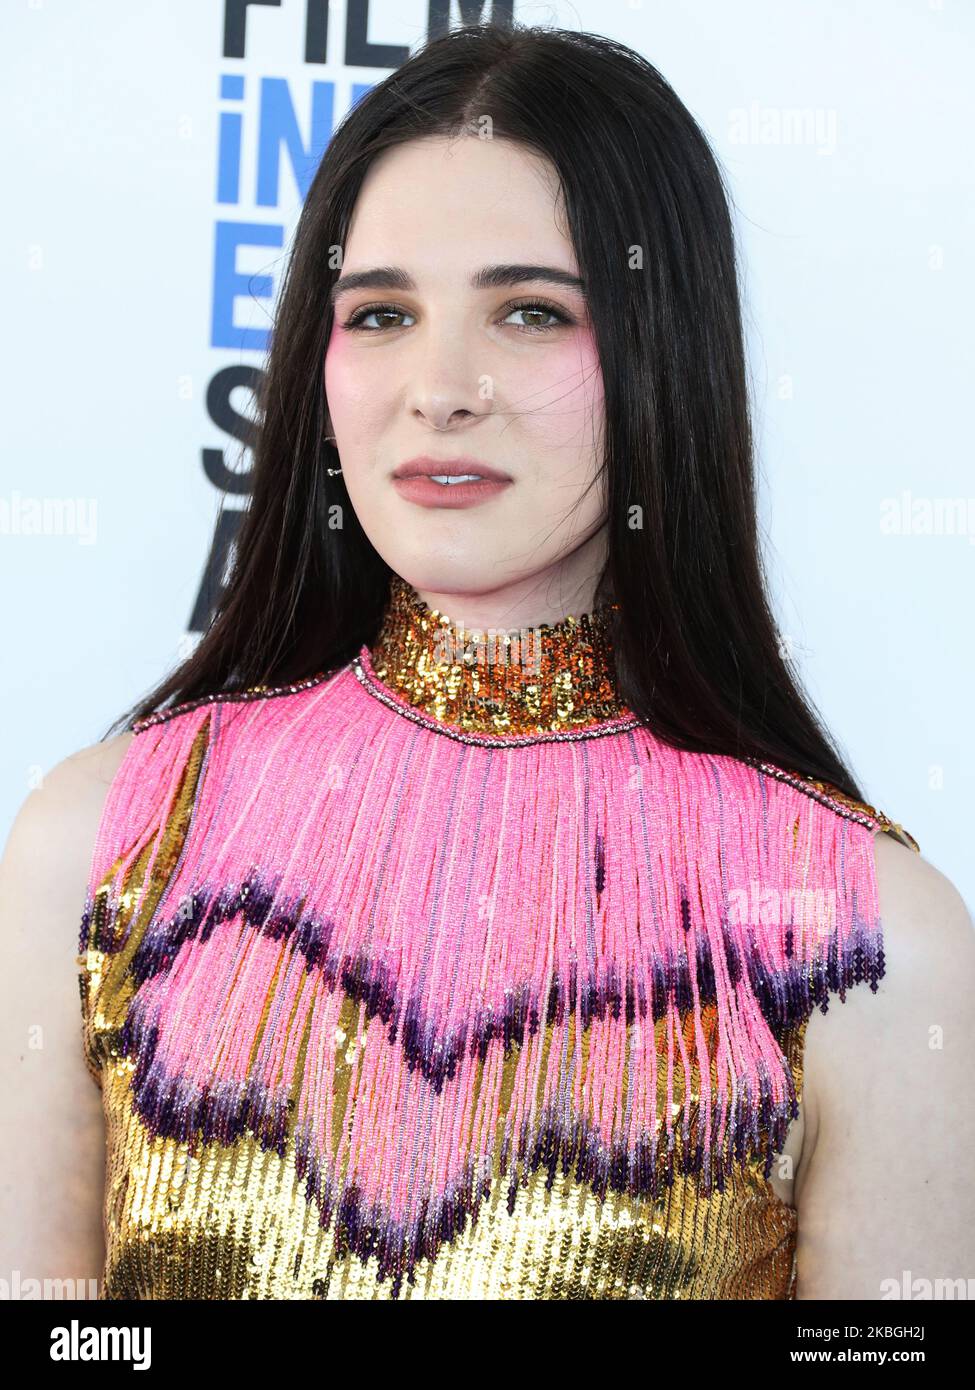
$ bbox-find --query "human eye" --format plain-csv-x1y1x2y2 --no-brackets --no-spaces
341,302,416,332
500,298,576,334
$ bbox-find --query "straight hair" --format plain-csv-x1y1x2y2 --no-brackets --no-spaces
111,22,866,801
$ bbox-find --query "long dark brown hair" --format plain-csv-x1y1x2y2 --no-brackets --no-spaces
109,21,866,800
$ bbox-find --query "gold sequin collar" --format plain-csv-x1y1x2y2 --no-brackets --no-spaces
365,574,633,736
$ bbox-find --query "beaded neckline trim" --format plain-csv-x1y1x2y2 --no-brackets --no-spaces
745,759,920,850
130,667,341,733
351,649,644,747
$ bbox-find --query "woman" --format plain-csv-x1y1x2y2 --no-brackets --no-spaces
2,22,972,1301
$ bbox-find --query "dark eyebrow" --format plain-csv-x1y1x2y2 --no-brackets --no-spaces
328,264,586,309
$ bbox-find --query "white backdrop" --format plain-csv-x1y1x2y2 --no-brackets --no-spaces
3,0,972,910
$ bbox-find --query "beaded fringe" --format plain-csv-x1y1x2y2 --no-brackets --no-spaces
78,665,887,1295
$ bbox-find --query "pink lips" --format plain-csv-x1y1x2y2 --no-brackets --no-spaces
391,457,513,509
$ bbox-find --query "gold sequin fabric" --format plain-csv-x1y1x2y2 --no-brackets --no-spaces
77,580,916,1300
367,574,632,734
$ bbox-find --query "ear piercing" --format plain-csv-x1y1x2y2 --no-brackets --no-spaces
324,434,342,476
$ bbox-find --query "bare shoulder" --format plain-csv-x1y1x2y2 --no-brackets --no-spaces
873,831,973,943
42,729,136,809
2,731,135,879
0,725,135,1001
867,834,975,1044
795,832,975,1298
0,729,134,1281
0,730,137,955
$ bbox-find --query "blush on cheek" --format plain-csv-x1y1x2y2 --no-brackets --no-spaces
323,318,345,375
323,325,388,460
323,320,356,414
518,328,604,449
323,318,384,409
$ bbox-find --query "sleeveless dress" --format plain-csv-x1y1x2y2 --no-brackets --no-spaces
76,576,918,1299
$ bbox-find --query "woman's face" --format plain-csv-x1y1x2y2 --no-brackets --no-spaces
323,134,608,624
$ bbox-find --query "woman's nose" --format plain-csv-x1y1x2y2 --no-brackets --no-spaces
404,325,497,431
